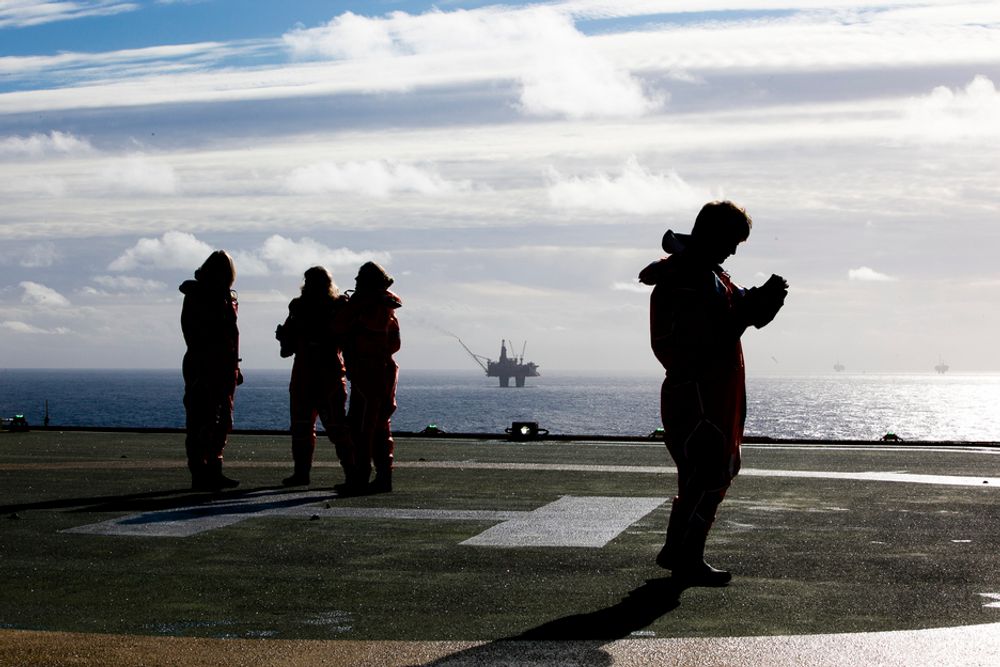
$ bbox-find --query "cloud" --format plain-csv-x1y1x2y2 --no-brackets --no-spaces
284,7,661,119
19,242,60,268
0,320,70,335
109,231,213,271
511,11,662,118
611,281,650,293
90,275,167,293
0,0,137,29
0,131,94,158
229,251,270,278
458,280,564,300
99,155,179,195
255,235,391,277
0,41,260,84
19,281,71,307
3,2,1000,118
848,267,897,282
286,160,470,198
236,289,291,304
284,11,397,60
106,232,391,279
903,76,1000,141
547,157,707,214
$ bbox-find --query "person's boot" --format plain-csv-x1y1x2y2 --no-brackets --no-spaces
190,462,212,491
655,497,685,570
282,461,311,487
205,459,239,490
334,466,369,496
672,521,731,587
370,468,392,494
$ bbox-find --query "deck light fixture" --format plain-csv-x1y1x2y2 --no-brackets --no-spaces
507,421,548,441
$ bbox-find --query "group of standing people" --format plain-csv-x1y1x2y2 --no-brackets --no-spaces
178,198,786,587
179,253,401,495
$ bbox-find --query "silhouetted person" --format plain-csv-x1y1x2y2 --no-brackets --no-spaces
277,266,353,487
179,250,243,491
343,261,401,494
639,201,787,586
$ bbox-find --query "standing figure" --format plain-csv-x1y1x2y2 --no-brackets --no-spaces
638,201,787,586
179,250,242,491
343,261,401,494
277,266,352,487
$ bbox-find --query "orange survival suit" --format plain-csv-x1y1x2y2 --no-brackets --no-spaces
279,290,352,484
179,275,240,489
343,262,401,493
639,248,782,572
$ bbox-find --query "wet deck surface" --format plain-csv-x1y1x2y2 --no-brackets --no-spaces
2,431,1000,665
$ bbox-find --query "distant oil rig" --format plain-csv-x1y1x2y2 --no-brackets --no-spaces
457,338,540,387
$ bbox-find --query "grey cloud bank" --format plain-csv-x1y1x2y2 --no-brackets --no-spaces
1,1,999,373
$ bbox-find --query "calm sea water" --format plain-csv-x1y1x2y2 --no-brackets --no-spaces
1,369,998,442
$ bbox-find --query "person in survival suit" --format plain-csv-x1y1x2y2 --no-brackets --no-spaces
342,261,401,495
179,250,243,491
638,201,787,586
277,266,353,487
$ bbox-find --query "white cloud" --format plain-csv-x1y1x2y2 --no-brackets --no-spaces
105,232,390,279
612,281,650,293
99,155,178,195
0,0,137,29
3,2,1000,117
547,157,707,214
903,76,1000,141
284,7,661,119
255,235,391,277
0,41,259,83
512,11,662,118
286,160,470,198
848,267,897,282
284,11,398,60
229,251,271,278
0,320,70,335
19,281,71,307
109,231,212,271
0,131,94,158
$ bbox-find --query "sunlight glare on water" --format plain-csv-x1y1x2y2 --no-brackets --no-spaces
747,374,1000,441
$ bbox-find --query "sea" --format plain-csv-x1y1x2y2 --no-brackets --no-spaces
1,369,999,442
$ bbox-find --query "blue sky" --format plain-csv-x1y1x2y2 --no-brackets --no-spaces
2,0,1000,373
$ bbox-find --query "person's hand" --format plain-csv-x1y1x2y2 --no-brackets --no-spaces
763,274,788,294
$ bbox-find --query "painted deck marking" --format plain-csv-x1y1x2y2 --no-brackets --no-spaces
980,593,1000,608
398,461,1000,487
62,492,666,546
62,489,338,538
461,495,668,548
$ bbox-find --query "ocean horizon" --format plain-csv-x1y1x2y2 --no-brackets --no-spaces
2,368,999,443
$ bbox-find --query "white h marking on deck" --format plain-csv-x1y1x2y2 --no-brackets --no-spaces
461,496,668,548
62,492,667,547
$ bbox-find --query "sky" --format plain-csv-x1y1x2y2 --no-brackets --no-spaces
1,0,999,374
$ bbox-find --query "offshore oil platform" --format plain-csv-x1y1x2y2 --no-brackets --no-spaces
457,338,540,387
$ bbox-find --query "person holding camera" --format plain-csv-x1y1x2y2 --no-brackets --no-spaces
639,201,787,586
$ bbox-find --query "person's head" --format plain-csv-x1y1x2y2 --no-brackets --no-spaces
301,266,338,298
689,200,752,264
194,250,236,289
355,261,393,292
